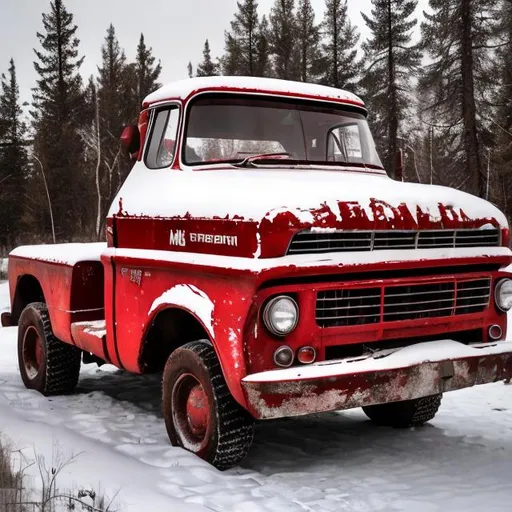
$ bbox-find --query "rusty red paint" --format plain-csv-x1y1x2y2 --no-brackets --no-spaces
111,206,503,260
5,78,512,430
242,351,512,420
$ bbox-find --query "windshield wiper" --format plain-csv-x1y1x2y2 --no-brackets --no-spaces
232,152,293,168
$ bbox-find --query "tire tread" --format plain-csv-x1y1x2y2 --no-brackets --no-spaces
19,302,81,396
163,340,254,470
363,394,442,428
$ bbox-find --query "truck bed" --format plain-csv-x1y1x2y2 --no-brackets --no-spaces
6,243,106,344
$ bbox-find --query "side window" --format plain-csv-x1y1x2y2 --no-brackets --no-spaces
145,107,180,169
327,124,363,163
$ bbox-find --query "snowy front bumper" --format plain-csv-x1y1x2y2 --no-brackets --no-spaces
241,340,512,420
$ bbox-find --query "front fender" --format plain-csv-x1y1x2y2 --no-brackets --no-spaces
144,282,256,409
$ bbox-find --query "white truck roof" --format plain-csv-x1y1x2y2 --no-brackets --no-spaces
143,76,365,108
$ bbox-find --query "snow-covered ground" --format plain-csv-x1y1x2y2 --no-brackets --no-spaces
1,281,512,511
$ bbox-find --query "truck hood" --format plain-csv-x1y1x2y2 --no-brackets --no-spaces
111,166,507,258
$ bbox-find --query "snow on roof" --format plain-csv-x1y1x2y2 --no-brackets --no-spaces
143,76,365,108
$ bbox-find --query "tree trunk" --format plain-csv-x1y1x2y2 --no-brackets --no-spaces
332,9,338,87
460,0,483,196
387,0,399,180
94,92,102,240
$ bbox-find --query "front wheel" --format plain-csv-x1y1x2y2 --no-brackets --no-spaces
17,302,81,396
363,394,443,428
162,340,255,470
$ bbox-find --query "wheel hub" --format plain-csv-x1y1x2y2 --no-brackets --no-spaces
172,373,211,450
186,383,209,436
23,326,43,379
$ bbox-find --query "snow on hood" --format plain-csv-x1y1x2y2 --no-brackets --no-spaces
110,166,507,230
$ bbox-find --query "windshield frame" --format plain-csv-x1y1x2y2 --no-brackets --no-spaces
180,92,385,173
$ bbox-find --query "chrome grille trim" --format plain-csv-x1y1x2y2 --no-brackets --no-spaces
316,278,492,328
288,229,501,255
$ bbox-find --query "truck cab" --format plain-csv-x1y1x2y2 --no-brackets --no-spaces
3,76,512,470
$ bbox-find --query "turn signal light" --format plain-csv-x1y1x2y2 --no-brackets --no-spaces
274,346,294,368
489,324,503,341
297,346,317,365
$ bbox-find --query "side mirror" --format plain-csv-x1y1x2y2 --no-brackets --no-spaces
120,125,141,160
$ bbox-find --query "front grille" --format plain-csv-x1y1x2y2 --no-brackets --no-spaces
288,229,501,255
316,277,491,328
325,329,484,361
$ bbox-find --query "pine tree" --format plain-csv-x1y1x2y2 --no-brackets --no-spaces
187,61,194,78
318,0,361,91
98,24,126,139
420,0,501,197
493,0,512,215
361,0,421,179
296,0,320,82
196,40,219,77
270,0,299,80
32,0,88,241
256,16,272,76
80,25,129,238
135,34,162,113
223,0,260,76
0,59,28,251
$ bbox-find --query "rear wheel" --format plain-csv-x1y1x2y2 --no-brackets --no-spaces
17,302,81,396
162,340,255,470
363,394,443,428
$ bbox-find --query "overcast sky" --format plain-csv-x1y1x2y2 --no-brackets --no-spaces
0,0,429,107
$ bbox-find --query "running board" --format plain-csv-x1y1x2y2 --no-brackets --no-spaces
71,320,107,360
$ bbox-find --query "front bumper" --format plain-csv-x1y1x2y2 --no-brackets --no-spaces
241,339,512,420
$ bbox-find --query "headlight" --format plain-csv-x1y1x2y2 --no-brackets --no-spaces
263,296,299,336
495,279,512,312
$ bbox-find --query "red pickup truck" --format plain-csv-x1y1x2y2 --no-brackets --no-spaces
3,76,512,470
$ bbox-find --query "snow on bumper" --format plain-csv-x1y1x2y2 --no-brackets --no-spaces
241,340,512,420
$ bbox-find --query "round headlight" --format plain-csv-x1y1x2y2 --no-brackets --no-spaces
495,279,512,312
263,296,299,336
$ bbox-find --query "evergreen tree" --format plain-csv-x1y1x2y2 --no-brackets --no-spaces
87,25,130,236
0,59,28,250
269,0,299,80
223,0,260,76
420,0,501,197
493,0,512,215
31,0,87,241
318,0,361,91
135,34,162,113
361,0,421,179
296,0,320,82
187,61,194,78
98,24,126,140
196,40,219,77
256,16,272,76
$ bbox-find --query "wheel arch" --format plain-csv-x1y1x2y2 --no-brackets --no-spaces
139,305,212,373
11,274,46,325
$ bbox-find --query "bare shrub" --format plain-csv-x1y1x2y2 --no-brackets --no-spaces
0,436,119,511
0,436,25,512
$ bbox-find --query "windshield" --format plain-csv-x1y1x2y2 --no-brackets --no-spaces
183,95,383,169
